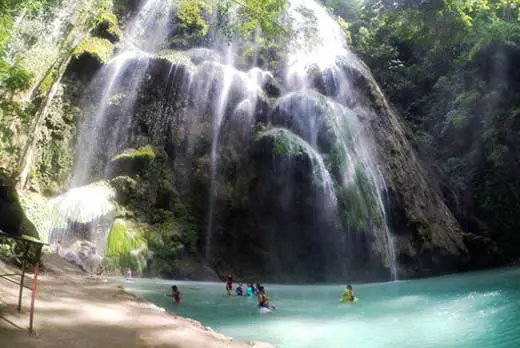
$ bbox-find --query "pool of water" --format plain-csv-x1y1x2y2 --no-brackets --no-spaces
118,267,520,348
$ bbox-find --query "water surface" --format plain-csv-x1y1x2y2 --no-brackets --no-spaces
119,267,520,348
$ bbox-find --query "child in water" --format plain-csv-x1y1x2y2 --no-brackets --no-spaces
342,284,355,302
170,285,181,304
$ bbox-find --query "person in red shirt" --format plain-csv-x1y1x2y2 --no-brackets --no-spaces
226,273,233,296
170,285,181,304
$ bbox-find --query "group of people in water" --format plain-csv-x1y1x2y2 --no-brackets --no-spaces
167,272,357,310
225,273,276,310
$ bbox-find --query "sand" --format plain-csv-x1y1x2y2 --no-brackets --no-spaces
0,255,274,348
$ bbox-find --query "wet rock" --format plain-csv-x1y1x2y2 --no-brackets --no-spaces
61,240,102,272
189,48,221,65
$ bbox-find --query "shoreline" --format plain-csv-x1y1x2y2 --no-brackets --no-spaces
0,256,274,348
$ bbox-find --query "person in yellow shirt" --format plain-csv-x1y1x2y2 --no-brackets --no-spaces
341,284,355,302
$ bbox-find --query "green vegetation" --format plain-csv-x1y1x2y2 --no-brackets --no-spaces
174,0,290,67
113,145,156,162
73,37,114,63
329,0,520,258
176,0,288,39
107,219,136,255
105,219,148,274
337,166,383,231
108,148,200,276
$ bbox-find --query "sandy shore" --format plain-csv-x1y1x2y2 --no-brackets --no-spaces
0,255,273,348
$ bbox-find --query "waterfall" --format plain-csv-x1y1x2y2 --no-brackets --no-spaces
71,0,172,186
278,0,399,279
57,0,399,280
55,0,173,256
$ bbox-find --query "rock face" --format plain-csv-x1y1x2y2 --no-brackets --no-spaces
339,60,470,278
3,0,476,282
0,182,38,238
61,240,103,272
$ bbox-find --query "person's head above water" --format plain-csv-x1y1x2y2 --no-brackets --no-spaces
347,284,352,290
172,285,178,292
258,286,265,293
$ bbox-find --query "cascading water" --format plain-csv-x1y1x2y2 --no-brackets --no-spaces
279,0,399,279
71,0,172,186
54,0,399,280
51,0,172,254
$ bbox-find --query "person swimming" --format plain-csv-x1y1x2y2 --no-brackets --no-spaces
226,273,233,296
236,282,244,296
257,286,276,309
341,284,355,302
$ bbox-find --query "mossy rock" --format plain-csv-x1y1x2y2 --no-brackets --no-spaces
19,191,65,243
157,50,194,71
105,218,148,274
93,12,123,43
264,77,282,98
73,37,114,64
255,128,309,157
110,176,139,204
337,166,384,232
110,145,156,177
38,67,59,98
107,219,133,255
0,186,39,238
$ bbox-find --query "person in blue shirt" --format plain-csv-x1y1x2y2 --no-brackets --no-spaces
235,282,244,296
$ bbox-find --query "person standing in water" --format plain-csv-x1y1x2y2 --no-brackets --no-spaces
258,286,276,309
170,285,181,304
236,282,244,296
246,283,254,297
226,273,233,295
125,268,132,280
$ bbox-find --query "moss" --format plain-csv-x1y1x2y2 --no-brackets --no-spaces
94,13,123,43
338,166,384,231
106,219,133,256
19,191,66,243
105,218,148,274
113,145,156,162
256,128,305,157
110,175,139,203
38,67,58,98
73,37,114,63
110,145,157,178
416,216,433,243
27,81,79,195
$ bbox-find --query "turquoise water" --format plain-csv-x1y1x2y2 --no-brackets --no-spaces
119,267,520,348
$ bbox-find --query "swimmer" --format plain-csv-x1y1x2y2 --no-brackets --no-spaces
341,284,355,303
258,286,276,310
236,282,244,296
